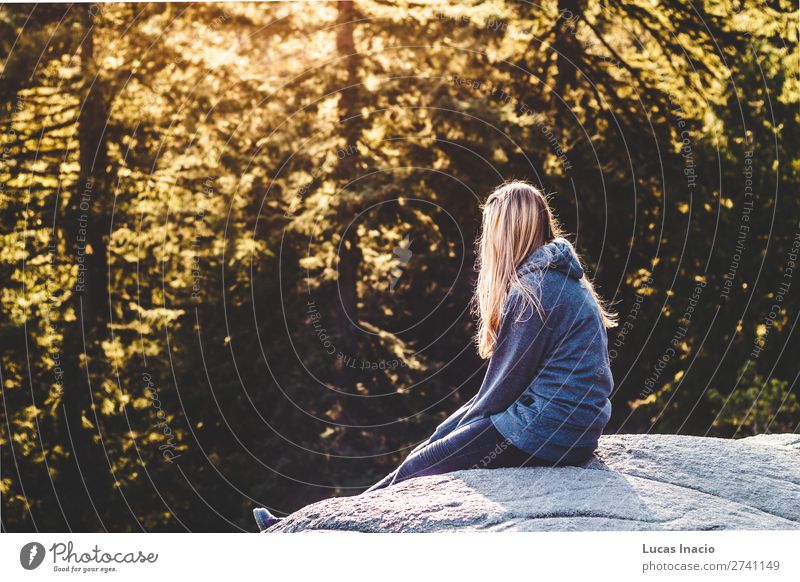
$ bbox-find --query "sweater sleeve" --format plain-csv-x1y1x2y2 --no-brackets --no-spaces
457,286,553,426
426,393,478,444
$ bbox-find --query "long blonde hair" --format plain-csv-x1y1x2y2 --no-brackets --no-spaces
473,180,617,359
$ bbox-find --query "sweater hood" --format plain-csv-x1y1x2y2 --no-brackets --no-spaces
516,237,585,280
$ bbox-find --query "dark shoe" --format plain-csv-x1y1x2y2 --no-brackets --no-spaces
253,507,282,532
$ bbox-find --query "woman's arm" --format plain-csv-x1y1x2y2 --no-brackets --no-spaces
425,393,478,444
459,286,554,423
427,286,555,442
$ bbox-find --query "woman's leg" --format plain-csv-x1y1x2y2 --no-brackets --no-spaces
368,416,548,491
364,467,399,493
363,436,431,493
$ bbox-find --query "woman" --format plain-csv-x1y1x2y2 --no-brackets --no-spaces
254,180,616,531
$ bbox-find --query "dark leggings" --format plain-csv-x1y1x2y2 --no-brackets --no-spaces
365,416,552,493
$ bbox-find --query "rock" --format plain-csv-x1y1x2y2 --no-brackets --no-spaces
265,434,800,532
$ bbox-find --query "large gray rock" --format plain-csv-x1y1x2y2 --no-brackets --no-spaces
266,434,800,532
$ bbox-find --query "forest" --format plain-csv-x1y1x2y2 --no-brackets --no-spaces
1,0,797,532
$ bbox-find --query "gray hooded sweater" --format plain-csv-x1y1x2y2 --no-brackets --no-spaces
427,237,614,463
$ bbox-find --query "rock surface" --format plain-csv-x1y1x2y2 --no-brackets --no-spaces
266,434,800,532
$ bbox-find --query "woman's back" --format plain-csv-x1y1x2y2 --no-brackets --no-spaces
434,237,614,463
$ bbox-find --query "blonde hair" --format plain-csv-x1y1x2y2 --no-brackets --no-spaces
473,180,617,359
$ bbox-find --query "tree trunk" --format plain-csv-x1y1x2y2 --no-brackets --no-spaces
59,4,114,530
331,0,362,394
553,0,584,102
